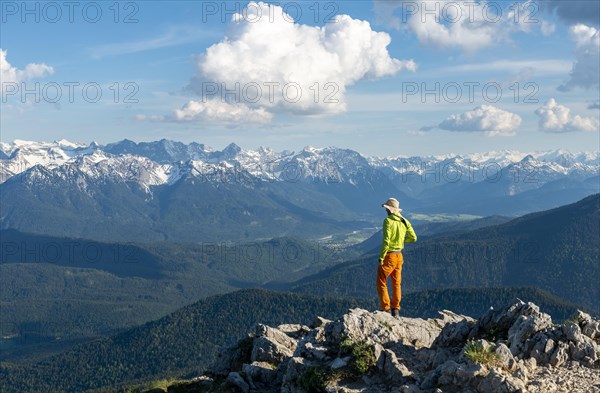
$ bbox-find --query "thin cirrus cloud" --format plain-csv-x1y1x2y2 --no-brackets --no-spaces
558,24,600,91
436,105,523,136
535,98,600,133
373,0,551,52
88,25,219,59
0,49,54,97
142,1,416,125
439,59,572,76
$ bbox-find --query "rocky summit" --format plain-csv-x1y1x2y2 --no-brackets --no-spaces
146,299,600,393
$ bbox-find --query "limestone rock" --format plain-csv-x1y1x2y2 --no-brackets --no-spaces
377,348,413,384
225,371,250,393
582,319,600,340
251,324,297,364
242,361,278,384
469,300,552,344
182,299,600,393
330,356,350,369
436,360,488,387
281,357,308,393
562,322,584,343
507,312,553,355
495,343,517,371
549,342,569,367
477,368,526,393
311,316,332,329
277,323,311,339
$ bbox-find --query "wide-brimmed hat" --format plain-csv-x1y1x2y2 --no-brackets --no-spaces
382,197,402,214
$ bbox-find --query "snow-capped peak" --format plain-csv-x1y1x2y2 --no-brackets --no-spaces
0,139,597,197
54,138,87,149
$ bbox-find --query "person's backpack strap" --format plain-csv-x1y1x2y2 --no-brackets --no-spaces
393,213,407,227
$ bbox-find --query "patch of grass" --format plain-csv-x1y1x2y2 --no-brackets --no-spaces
352,342,377,374
379,321,393,331
339,338,376,375
564,315,585,325
295,364,353,392
463,340,502,368
297,365,330,393
124,378,180,393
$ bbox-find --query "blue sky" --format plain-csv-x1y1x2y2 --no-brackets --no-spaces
1,0,599,156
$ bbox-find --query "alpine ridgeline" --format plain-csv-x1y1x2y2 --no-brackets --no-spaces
1,139,598,242
147,299,600,393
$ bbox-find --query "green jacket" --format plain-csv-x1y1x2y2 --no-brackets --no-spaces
379,214,417,261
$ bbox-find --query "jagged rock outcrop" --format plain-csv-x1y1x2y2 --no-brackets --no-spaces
148,299,600,393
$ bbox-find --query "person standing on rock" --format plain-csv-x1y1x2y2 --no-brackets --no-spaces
377,197,417,317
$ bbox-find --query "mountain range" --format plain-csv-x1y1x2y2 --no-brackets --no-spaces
0,139,598,243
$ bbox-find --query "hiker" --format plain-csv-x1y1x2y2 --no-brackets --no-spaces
377,197,417,317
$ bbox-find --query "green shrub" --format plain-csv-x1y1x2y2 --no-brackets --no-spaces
463,340,502,368
339,338,376,375
297,366,329,393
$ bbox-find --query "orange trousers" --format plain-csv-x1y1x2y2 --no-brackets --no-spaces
376,253,403,311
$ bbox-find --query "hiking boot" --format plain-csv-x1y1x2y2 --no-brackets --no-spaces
391,309,399,317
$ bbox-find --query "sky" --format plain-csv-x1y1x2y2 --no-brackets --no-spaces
1,0,599,156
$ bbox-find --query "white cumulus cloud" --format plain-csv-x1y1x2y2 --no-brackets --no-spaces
559,24,600,91
374,0,550,53
137,100,273,125
535,99,599,132
181,1,415,121
0,49,54,97
438,105,522,136
172,100,273,124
